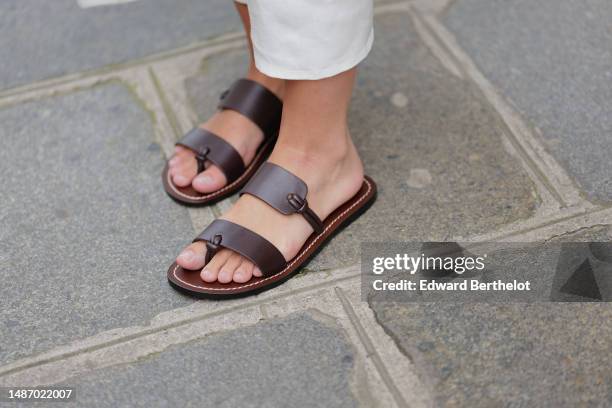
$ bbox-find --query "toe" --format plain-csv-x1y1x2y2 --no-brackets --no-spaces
217,253,242,284
176,242,206,270
200,249,232,283
192,166,228,193
253,267,263,278
233,260,255,283
172,160,197,187
169,147,190,168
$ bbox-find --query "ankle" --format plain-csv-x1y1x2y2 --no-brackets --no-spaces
271,131,362,185
276,134,350,165
269,134,363,217
277,120,353,157
247,66,285,99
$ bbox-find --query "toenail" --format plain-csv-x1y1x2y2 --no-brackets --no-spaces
174,175,188,184
235,270,244,279
197,174,213,185
202,269,213,280
179,250,193,262
169,157,178,165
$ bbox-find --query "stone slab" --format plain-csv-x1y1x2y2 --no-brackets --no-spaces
185,47,250,124
183,11,539,272
317,12,539,269
370,225,612,407
56,313,357,408
444,0,612,202
0,83,195,366
0,0,241,90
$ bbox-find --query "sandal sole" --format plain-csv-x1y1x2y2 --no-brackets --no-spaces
167,176,377,298
162,136,275,206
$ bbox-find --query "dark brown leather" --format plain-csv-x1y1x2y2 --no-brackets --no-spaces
240,163,324,233
204,234,222,265
194,219,287,276
177,128,245,182
167,175,377,297
162,138,274,206
218,79,283,135
173,78,282,184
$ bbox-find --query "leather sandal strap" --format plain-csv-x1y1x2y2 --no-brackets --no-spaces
176,128,245,183
218,79,283,136
194,219,287,277
240,163,324,234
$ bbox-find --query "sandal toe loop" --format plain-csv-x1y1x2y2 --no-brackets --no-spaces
204,233,222,264
195,147,210,174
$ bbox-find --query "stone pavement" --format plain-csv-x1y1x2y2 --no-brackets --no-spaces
0,1,610,407
0,0,240,90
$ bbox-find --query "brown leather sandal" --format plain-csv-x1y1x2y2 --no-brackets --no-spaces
162,79,283,205
167,162,377,297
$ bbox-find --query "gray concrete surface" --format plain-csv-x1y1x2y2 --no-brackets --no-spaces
370,224,612,407
0,0,240,90
0,82,195,366
58,313,357,408
185,51,249,125
444,0,612,203
370,302,612,407
312,12,539,270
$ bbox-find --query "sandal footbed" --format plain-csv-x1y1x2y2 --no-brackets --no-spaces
167,176,377,298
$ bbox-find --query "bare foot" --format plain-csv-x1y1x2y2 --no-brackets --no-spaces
168,74,283,193
175,133,364,283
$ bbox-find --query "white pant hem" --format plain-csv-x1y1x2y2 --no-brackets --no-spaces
253,29,374,80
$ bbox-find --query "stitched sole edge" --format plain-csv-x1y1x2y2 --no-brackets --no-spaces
162,137,274,206
167,177,376,298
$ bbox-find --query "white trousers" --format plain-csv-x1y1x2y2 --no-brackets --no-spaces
234,0,374,80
